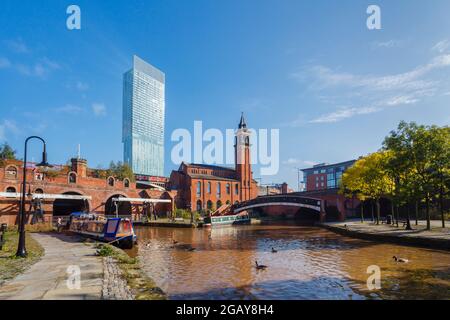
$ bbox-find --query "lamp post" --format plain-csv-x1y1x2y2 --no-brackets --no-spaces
16,136,50,258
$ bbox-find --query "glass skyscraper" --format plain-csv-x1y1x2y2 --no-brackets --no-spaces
122,55,165,177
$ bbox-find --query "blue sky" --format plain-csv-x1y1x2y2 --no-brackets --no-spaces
0,0,449,189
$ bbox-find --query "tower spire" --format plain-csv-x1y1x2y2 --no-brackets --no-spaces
238,112,247,129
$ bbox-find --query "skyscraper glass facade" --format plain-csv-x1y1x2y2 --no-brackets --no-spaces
123,55,165,177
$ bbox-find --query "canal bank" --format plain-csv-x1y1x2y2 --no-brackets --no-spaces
0,232,165,300
320,221,450,251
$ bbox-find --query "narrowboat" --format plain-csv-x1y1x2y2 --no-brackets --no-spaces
203,212,251,227
68,212,137,249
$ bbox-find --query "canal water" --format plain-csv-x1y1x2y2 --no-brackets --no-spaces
127,223,450,300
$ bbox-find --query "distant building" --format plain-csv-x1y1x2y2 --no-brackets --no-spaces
169,114,259,212
123,55,165,177
297,160,358,221
258,183,292,196
301,160,356,192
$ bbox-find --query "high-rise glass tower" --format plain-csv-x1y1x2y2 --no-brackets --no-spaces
123,55,165,177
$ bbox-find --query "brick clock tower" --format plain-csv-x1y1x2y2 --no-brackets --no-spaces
235,113,253,201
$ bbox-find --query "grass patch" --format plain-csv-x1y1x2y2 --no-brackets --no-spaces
7,223,56,233
0,231,44,285
95,244,166,300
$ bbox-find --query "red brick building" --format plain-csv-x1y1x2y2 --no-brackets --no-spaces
169,114,259,212
298,160,359,220
0,158,174,226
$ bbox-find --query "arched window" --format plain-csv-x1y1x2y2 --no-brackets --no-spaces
226,200,231,205
5,166,17,179
5,186,16,198
216,200,222,208
196,200,202,212
107,177,115,187
124,178,130,188
6,186,16,193
196,181,201,197
68,172,77,184
207,200,213,210
226,183,230,195
216,183,221,198
235,184,239,195
234,201,239,205
34,188,44,194
207,182,211,194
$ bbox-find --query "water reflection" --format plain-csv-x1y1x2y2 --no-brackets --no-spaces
128,223,450,300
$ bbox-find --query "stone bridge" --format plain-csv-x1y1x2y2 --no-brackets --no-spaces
232,194,326,222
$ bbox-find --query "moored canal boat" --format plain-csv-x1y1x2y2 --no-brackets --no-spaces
203,212,251,227
68,212,137,249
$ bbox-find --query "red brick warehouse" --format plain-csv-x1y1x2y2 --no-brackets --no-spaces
0,158,175,226
169,114,259,212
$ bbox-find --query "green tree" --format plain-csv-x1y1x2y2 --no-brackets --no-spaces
108,161,135,182
383,122,450,230
341,152,394,225
341,158,369,223
0,142,17,160
428,126,450,228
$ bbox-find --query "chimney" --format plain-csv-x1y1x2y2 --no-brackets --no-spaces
70,158,87,178
281,182,288,194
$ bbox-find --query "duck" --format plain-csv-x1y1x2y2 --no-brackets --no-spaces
172,240,179,245
255,260,268,270
393,256,409,263
271,247,278,253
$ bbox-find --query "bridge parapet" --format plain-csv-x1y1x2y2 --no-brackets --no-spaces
233,195,323,214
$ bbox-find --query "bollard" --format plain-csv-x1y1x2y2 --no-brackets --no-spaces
0,223,7,250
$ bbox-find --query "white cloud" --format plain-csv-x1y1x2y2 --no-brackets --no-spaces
6,57,60,78
55,104,83,114
432,40,449,53
384,95,419,106
0,120,20,140
282,158,319,167
0,57,11,69
76,81,89,91
292,53,450,124
310,106,380,124
92,103,106,116
5,38,29,53
371,40,403,49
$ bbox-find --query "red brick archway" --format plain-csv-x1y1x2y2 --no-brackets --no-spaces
53,192,90,216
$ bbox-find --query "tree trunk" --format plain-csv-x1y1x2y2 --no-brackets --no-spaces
395,205,399,227
440,186,445,229
376,199,380,225
415,201,419,226
391,201,395,225
371,202,375,223
426,196,431,230
405,203,412,230
360,200,364,223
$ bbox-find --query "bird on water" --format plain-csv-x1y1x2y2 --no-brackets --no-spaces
255,260,268,270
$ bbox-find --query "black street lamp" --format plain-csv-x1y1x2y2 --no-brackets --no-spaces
16,136,50,258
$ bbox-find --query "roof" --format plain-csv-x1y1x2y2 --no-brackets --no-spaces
301,160,356,172
189,174,239,182
185,162,236,172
